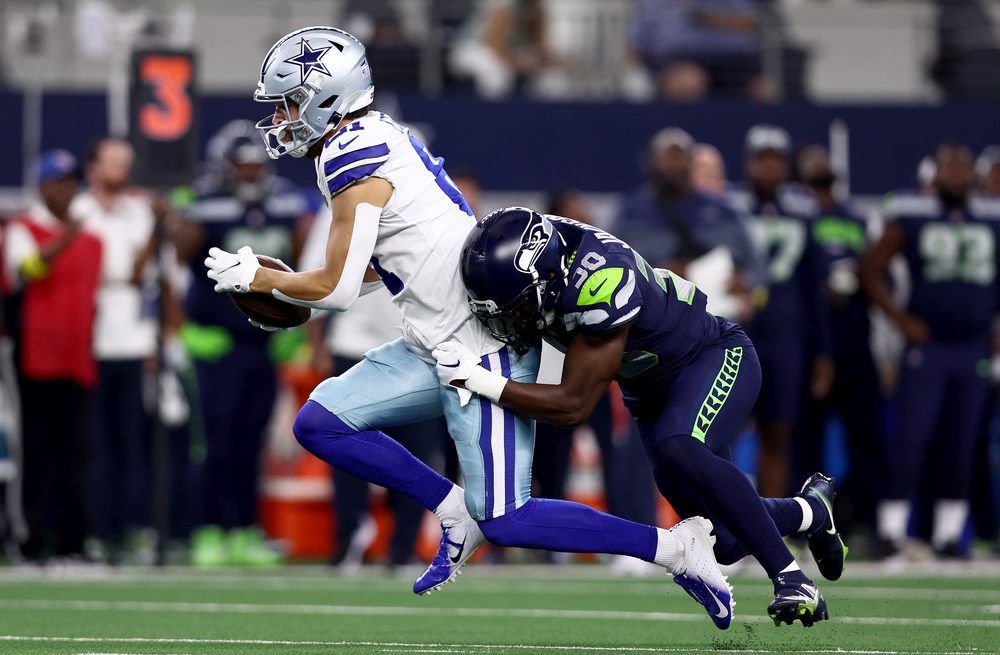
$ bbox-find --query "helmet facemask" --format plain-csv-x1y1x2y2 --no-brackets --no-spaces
254,83,329,159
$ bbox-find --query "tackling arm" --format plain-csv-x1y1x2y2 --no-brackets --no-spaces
251,177,392,310
498,329,627,426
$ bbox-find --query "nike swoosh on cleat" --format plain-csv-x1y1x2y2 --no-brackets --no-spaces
705,586,729,619
450,537,467,564
441,362,460,368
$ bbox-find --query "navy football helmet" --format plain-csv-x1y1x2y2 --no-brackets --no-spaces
460,207,569,353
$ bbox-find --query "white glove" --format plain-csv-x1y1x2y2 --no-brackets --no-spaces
205,246,260,293
433,341,509,407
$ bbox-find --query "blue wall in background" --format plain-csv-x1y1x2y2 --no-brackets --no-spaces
3,91,999,194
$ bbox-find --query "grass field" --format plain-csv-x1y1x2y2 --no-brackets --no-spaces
1,564,998,655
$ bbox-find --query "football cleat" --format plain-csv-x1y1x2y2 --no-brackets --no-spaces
768,579,829,627
670,517,735,630
800,472,847,581
413,516,485,595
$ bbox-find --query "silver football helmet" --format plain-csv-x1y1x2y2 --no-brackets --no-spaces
254,26,374,159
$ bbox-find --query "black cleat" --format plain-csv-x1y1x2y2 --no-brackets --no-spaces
768,581,829,628
799,472,847,581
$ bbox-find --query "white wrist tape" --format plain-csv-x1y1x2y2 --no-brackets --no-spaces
464,365,509,404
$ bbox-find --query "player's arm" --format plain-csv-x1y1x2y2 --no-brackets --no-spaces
207,177,391,311
859,221,930,344
501,329,627,426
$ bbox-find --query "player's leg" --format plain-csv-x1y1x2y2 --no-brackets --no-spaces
438,347,733,628
930,341,991,556
293,339,472,579
754,340,805,497
641,342,827,626
386,416,447,566
877,343,947,556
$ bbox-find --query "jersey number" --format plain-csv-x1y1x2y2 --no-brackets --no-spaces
752,217,806,284
918,223,995,284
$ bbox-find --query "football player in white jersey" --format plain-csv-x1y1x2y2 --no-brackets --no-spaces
204,26,733,625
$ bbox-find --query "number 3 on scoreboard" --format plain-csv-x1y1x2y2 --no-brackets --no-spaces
139,55,193,141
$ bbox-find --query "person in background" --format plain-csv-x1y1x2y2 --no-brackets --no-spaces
628,0,767,101
615,127,763,325
174,121,311,567
977,146,1000,196
71,137,159,563
691,143,728,196
794,145,885,541
732,125,833,499
862,142,1000,559
449,0,568,99
301,211,448,570
2,151,102,562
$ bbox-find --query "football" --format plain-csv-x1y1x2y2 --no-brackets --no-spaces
228,255,312,329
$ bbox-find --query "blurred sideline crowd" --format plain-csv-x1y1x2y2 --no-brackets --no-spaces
2,117,1000,571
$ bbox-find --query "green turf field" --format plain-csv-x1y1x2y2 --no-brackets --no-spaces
1,564,998,654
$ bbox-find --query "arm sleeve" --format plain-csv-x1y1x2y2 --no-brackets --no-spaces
271,202,381,312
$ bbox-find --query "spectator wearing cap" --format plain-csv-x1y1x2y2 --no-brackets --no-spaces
977,146,1000,196
614,127,764,324
174,120,310,567
793,145,885,538
730,125,833,498
70,137,161,562
1,150,102,562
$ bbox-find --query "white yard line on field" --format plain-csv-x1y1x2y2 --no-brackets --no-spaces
0,636,988,655
2,598,1000,629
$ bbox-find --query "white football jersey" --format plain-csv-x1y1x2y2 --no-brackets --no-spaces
315,110,502,360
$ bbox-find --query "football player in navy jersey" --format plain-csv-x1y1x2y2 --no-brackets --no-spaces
730,125,834,499
176,120,312,565
794,145,885,537
862,143,1000,558
436,207,848,626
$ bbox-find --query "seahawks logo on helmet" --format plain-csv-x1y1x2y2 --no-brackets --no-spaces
514,217,552,276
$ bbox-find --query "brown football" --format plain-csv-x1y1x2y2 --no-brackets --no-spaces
228,255,312,329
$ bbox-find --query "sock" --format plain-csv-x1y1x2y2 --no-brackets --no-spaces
761,497,806,535
794,497,815,533
655,436,794,578
478,498,658,562
433,484,468,526
773,566,811,590
877,499,910,545
932,499,969,549
779,561,801,574
293,401,452,511
654,527,684,570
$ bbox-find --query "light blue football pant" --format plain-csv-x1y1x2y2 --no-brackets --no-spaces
309,338,539,521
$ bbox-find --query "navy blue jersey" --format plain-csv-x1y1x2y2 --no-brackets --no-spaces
812,201,870,349
543,217,747,409
184,174,307,341
730,185,831,352
885,192,1000,342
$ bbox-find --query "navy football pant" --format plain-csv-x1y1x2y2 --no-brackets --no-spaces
889,340,991,501
196,342,277,529
636,341,802,577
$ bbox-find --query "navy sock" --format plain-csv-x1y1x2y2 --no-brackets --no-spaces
773,568,811,591
479,498,658,562
293,400,452,511
654,435,794,578
763,497,805,535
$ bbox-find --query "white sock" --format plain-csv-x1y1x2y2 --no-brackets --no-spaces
779,561,801,574
877,499,910,545
932,499,969,549
794,497,814,533
433,485,468,526
653,527,684,570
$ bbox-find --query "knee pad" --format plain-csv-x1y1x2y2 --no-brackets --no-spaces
292,400,355,455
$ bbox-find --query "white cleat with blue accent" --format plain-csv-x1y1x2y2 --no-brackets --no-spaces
413,516,486,595
670,517,735,630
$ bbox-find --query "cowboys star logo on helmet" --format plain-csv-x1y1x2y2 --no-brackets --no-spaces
283,39,334,85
